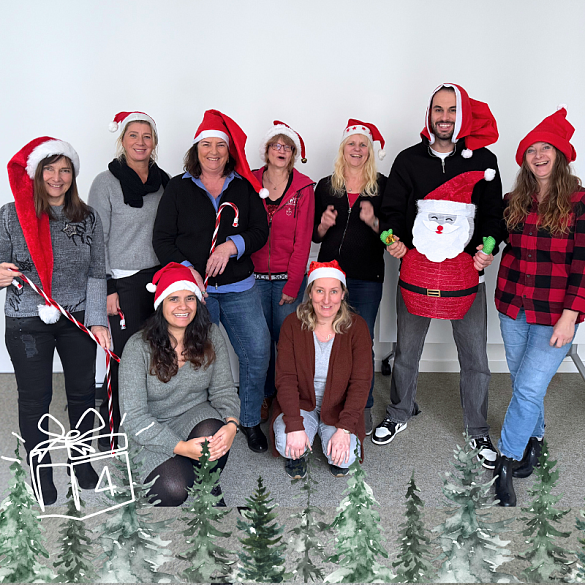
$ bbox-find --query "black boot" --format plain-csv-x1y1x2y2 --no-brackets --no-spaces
494,455,516,507
31,465,57,506
68,461,99,490
513,437,543,479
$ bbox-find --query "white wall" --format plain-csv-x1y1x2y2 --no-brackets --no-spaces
1,0,585,373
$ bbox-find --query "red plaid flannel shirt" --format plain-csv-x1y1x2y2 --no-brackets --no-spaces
495,188,585,326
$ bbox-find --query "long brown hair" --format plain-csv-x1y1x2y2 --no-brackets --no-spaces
142,298,216,383
505,147,581,235
33,155,89,222
296,281,353,334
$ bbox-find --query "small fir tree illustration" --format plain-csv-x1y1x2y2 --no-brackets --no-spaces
518,439,573,582
177,440,234,583
95,442,175,583
287,450,329,583
324,445,394,583
0,437,56,583
432,431,517,583
53,484,97,583
236,475,291,583
392,470,435,583
576,503,585,581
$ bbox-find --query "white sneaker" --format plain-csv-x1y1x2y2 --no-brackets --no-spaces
470,435,498,470
371,418,407,445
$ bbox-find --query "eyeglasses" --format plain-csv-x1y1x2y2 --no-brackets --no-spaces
269,143,293,153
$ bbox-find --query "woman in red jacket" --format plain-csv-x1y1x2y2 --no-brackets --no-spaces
270,260,372,479
251,121,315,421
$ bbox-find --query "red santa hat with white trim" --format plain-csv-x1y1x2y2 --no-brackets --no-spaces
307,259,347,287
108,111,158,136
146,262,203,309
7,136,80,323
193,109,269,198
417,169,496,217
259,120,307,164
342,119,386,160
421,83,499,158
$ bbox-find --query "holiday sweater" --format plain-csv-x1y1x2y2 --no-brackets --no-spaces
250,167,315,299
153,174,268,288
271,313,372,457
380,139,504,257
119,324,240,479
88,170,164,279
312,173,388,283
0,202,107,327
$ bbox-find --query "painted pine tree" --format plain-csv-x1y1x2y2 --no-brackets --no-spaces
576,504,585,581
177,440,234,582
324,446,394,583
236,475,291,583
95,443,175,583
53,484,97,583
392,470,435,583
0,438,56,583
288,451,329,582
433,432,517,583
519,439,573,582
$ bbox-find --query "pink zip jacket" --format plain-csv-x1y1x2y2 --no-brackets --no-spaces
251,167,315,299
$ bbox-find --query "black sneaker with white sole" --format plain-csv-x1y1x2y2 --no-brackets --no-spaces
470,435,498,470
284,457,307,480
371,418,407,445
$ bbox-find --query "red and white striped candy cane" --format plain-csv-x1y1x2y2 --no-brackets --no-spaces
11,273,120,450
203,202,239,290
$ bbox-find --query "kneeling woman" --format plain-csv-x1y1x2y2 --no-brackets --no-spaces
119,263,239,506
271,260,372,478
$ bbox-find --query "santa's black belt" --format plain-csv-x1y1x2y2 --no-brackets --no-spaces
399,280,479,298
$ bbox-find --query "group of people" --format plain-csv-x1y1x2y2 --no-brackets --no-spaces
0,82,582,509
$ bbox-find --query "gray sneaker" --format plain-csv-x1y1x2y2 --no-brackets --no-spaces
364,407,373,436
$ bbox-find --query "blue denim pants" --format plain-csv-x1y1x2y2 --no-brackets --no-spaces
256,276,306,398
206,283,271,427
498,309,575,460
346,278,383,409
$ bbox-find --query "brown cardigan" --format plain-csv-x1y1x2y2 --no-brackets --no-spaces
270,312,372,458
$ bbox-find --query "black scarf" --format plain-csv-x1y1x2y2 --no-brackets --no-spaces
108,159,170,208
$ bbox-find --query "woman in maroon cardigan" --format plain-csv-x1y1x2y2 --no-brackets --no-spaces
270,260,372,479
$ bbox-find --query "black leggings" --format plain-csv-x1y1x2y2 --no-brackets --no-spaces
145,418,230,507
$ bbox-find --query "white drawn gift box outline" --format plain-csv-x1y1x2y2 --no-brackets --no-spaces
29,408,136,520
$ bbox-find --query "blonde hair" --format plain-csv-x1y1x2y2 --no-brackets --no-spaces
296,282,353,334
116,121,158,163
331,135,379,198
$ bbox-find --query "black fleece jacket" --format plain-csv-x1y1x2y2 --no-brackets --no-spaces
312,173,387,283
380,139,504,256
152,174,268,287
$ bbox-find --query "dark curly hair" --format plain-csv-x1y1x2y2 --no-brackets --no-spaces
142,298,216,383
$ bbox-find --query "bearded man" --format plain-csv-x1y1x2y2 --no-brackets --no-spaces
373,83,503,470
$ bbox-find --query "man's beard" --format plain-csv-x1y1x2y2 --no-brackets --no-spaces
412,214,472,262
432,121,454,141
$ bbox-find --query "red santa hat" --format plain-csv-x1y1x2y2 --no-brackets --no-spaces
7,137,81,323
108,111,158,136
515,105,576,166
417,169,496,218
193,109,269,198
259,120,307,164
146,262,203,310
421,83,499,158
342,119,386,160
307,260,347,287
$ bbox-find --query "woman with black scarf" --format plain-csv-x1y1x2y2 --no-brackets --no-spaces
89,111,169,446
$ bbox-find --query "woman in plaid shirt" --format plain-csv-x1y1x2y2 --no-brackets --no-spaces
494,107,584,507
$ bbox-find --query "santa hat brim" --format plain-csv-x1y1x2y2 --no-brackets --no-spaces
307,267,347,287
26,140,80,178
259,126,301,162
417,199,476,218
153,280,203,309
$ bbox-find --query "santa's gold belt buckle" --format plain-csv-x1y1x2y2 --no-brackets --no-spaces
427,289,441,297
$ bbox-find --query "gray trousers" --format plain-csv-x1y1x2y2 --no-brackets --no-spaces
273,410,359,468
385,283,490,438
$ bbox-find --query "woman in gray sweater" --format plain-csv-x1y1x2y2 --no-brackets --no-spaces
0,137,108,506
119,262,239,506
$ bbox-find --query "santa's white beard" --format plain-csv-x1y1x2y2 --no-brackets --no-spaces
412,214,473,262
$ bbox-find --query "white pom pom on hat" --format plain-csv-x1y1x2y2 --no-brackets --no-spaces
259,188,270,199
38,304,61,324
108,121,119,133
557,103,568,111
378,149,386,160
146,282,157,293
462,149,473,158
484,168,496,181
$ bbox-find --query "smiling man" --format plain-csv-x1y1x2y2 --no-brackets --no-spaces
374,83,503,469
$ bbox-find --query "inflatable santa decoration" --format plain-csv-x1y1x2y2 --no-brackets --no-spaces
393,169,496,320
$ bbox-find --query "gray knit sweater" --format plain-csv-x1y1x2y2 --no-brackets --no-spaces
88,170,163,276
119,324,240,479
0,202,107,327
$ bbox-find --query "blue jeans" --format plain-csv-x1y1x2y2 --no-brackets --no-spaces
256,276,306,398
206,283,271,427
498,309,575,460
346,278,382,409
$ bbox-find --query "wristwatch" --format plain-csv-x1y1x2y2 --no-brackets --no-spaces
226,420,239,433
342,428,351,435
372,218,379,229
